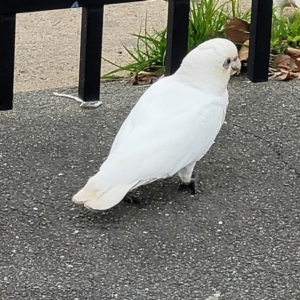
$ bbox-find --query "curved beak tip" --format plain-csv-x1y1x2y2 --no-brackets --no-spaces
232,58,242,76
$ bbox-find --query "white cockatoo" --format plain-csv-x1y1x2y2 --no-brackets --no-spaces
273,0,300,15
73,38,241,210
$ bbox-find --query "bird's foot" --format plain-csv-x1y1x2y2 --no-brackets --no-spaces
178,173,199,195
178,180,196,195
123,194,142,205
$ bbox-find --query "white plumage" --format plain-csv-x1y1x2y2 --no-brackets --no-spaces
73,38,241,210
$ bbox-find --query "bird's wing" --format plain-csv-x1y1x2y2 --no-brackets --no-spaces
100,76,228,185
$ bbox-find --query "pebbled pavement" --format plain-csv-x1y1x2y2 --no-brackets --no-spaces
0,77,300,299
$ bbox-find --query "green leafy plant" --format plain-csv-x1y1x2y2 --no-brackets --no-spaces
188,0,228,51
101,0,300,80
102,0,246,79
271,11,300,53
101,17,167,80
188,0,249,51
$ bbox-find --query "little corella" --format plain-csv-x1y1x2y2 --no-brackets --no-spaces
73,38,241,210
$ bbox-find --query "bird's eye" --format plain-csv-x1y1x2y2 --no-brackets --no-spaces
222,58,231,70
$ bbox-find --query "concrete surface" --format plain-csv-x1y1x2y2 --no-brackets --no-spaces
1,76,299,299
15,1,168,93
14,0,252,93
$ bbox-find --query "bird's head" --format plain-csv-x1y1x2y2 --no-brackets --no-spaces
175,38,241,95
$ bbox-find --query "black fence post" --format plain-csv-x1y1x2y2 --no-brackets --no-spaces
247,0,273,82
0,14,16,111
165,0,190,75
78,6,104,101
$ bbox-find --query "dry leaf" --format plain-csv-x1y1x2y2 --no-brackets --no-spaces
132,71,158,85
286,47,300,57
224,18,250,44
282,69,300,79
286,47,300,69
270,67,300,81
275,71,298,81
138,71,158,84
270,50,300,81
273,54,298,71
293,57,300,69
273,71,290,81
269,67,279,73
238,40,249,61
132,73,139,85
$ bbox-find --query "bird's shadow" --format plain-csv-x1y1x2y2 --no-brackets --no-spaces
70,170,215,227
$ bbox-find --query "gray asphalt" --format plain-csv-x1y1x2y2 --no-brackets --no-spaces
0,77,300,300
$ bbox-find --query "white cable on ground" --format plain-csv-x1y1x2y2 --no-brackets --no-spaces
53,92,102,109
205,293,221,300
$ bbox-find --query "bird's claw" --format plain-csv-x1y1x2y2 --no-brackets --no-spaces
178,172,199,195
178,179,196,195
123,195,142,205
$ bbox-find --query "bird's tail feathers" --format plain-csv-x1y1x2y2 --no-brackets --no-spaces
72,174,133,210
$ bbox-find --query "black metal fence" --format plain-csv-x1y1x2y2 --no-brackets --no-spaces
0,0,273,111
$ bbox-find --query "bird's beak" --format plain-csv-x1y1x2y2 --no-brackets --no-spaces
231,58,241,76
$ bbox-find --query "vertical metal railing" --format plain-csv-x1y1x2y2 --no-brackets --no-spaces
0,0,273,111
165,0,190,76
247,0,273,82
78,6,104,101
0,14,16,110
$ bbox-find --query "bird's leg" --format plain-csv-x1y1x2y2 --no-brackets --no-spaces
178,172,199,195
123,194,142,205
177,162,198,195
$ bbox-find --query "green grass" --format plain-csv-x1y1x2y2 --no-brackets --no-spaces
188,0,250,51
102,0,300,79
271,11,300,53
102,17,167,80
